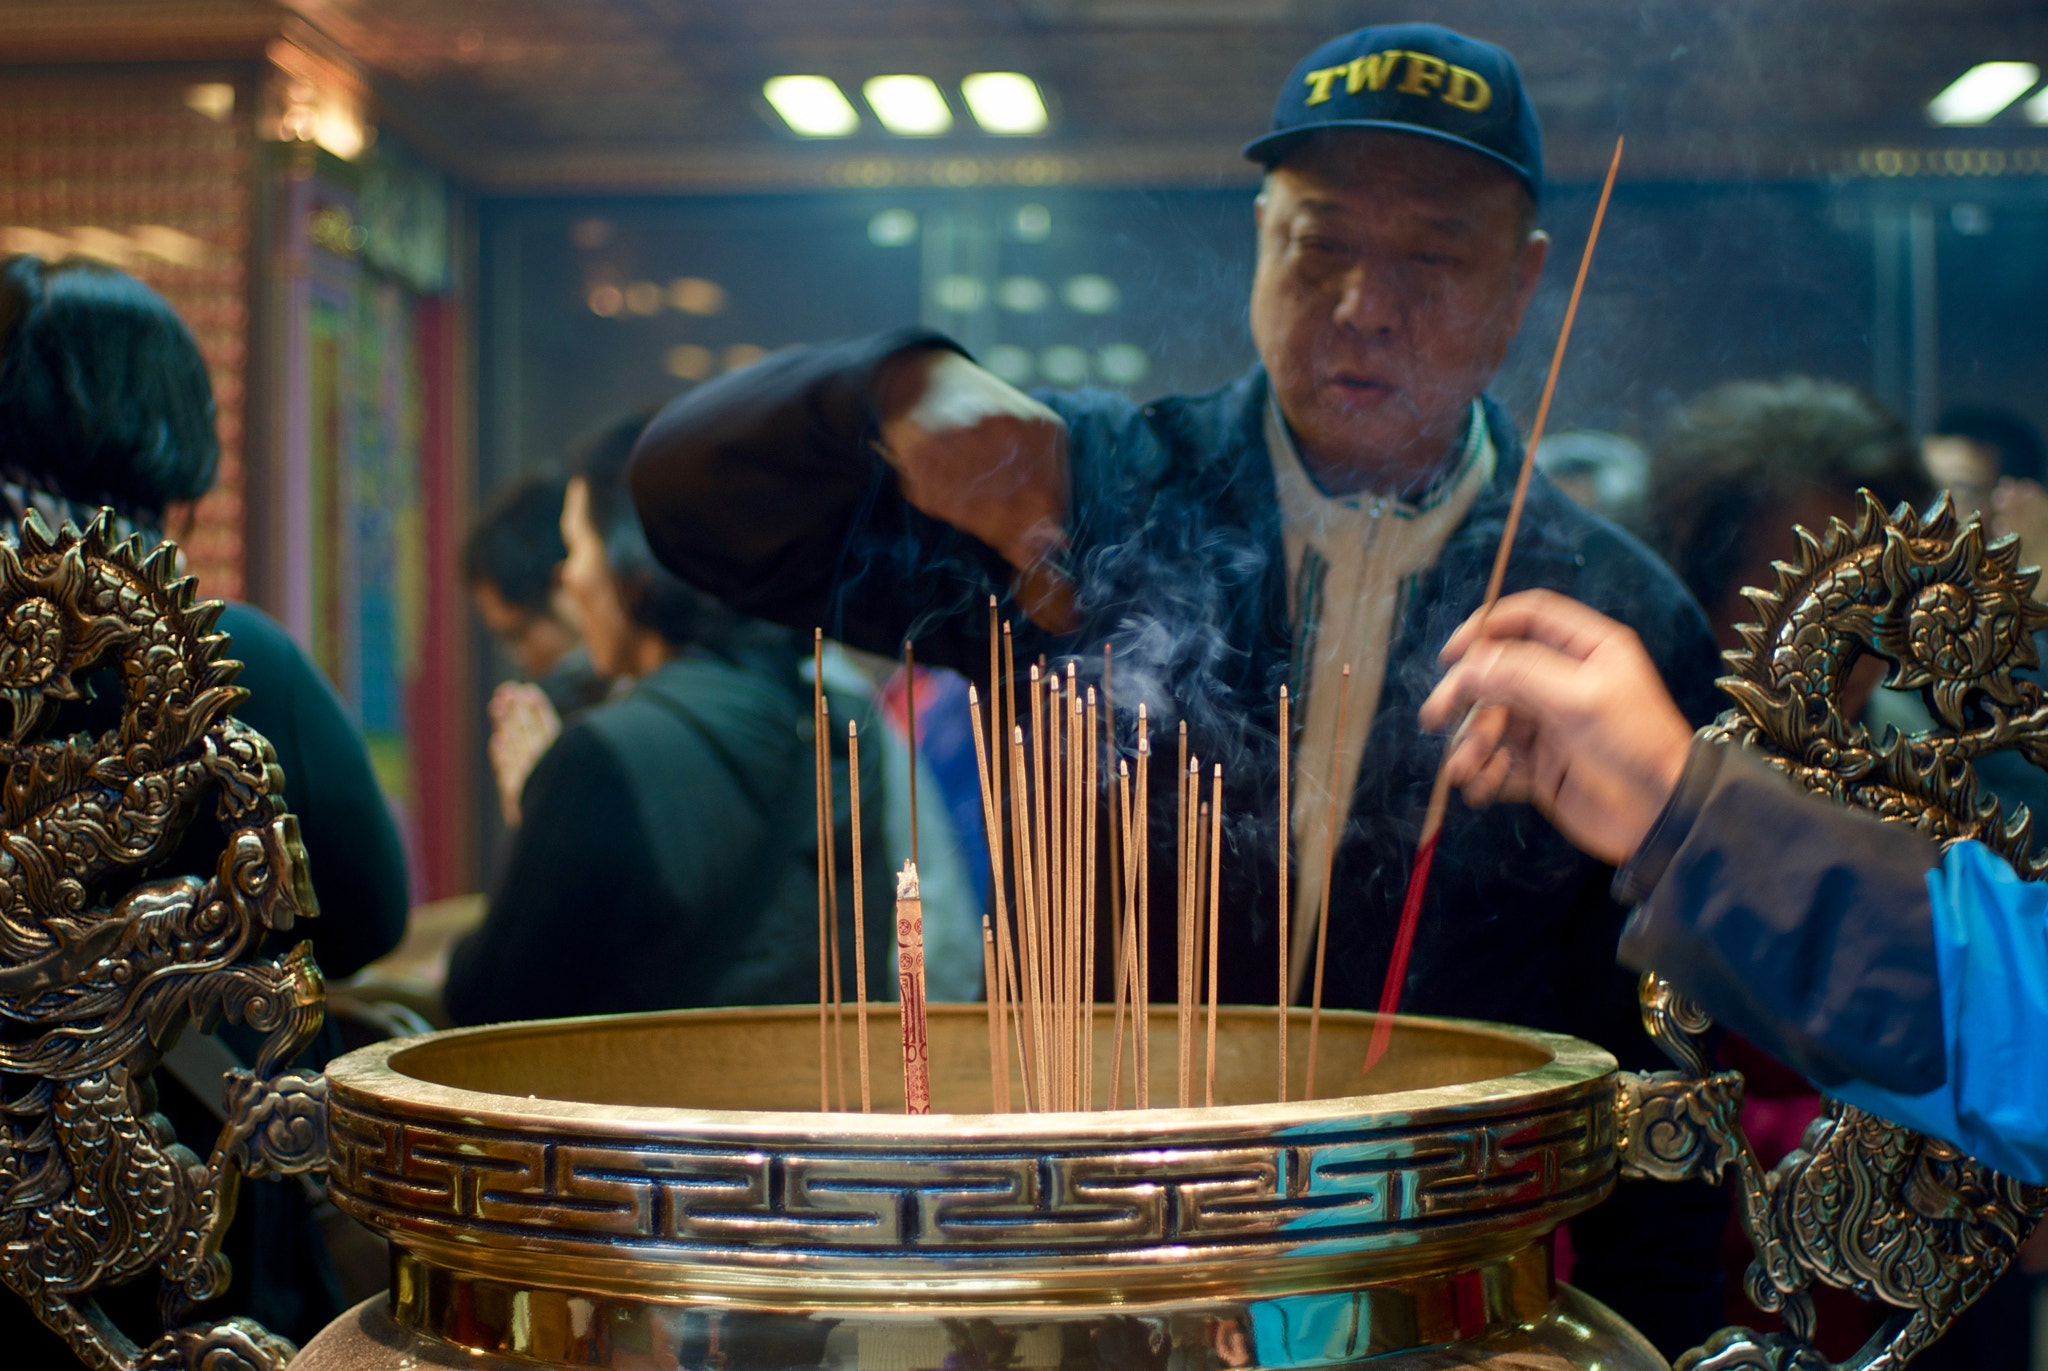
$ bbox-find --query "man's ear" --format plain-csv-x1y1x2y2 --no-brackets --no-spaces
1506,229,1550,334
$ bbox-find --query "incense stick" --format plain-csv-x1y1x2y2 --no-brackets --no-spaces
1303,664,1352,1099
847,720,873,1112
1084,685,1099,1110
1196,766,1212,1106
983,916,1005,1111
1277,683,1290,1103
904,640,920,872
896,862,931,1114
1109,758,1134,1108
967,685,1016,1114
815,631,831,1112
1012,724,1051,1111
1367,135,1627,1077
1136,708,1152,1109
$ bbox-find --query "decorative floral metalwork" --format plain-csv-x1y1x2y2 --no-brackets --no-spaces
0,513,325,1371
1629,493,2048,1371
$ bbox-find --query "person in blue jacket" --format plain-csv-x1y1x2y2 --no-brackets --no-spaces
1421,587,2048,1184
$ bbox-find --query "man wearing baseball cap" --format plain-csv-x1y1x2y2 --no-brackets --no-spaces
630,24,1725,1350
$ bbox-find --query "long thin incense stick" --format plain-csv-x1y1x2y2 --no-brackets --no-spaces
1110,758,1134,1108
967,685,1015,1113
1179,757,1199,1109
1368,135,1627,1077
983,916,1006,1111
1196,766,1212,1106
848,720,873,1112
1194,796,1211,1105
1084,685,1099,1109
1133,709,1151,1107
1103,645,1121,1024
1277,683,1290,1103
1304,664,1352,1098
815,630,831,1111
904,640,920,872
1013,724,1051,1111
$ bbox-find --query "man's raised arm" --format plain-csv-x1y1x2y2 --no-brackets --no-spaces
628,330,1076,662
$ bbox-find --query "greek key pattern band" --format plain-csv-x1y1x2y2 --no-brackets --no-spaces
327,1094,1615,1257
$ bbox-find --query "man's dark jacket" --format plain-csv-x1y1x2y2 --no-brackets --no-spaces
629,332,1729,1355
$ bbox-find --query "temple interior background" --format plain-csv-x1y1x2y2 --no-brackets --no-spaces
7,1,2048,1367
8,0,2042,901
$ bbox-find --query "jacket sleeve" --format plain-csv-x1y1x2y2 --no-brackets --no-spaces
1827,841,2048,1182
1615,739,1948,1094
627,329,1015,668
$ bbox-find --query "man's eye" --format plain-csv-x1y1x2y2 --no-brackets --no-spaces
1299,235,1349,256
1412,251,1460,267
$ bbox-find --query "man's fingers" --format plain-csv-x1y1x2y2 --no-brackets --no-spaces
1440,589,1626,666
1424,638,1591,732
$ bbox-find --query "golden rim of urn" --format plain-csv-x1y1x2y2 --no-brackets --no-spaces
325,1004,1618,1318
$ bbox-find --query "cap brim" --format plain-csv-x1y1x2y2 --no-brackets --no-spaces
1241,121,1539,198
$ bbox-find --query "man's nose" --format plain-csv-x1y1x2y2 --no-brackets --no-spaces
1330,262,1403,338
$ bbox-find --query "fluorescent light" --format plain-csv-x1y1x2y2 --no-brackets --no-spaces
2028,85,2048,124
962,72,1048,135
863,75,952,135
1927,62,2039,125
763,76,860,137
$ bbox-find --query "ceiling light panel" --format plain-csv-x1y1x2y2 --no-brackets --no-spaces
764,75,860,137
1926,62,2040,125
2027,85,2048,125
962,72,1049,135
864,75,952,135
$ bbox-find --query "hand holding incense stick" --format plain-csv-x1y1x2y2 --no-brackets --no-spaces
1366,135,1626,1077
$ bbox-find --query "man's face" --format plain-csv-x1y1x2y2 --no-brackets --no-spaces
1923,435,2001,520
1250,133,1547,491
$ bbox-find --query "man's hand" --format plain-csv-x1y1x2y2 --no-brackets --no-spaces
1419,589,1694,866
875,348,1077,631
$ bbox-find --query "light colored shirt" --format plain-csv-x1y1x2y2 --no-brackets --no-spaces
1267,399,1495,998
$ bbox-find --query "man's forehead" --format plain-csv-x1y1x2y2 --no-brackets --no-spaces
1271,132,1525,212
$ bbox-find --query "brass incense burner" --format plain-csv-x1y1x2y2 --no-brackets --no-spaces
294,1004,1657,1370
5,497,2048,1371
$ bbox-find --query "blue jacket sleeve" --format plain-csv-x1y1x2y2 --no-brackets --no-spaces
1828,841,2048,1183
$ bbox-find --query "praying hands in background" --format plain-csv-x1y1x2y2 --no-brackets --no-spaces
488,681,562,827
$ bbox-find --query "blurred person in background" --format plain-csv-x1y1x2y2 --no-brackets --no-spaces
465,470,609,826
0,253,410,1348
443,417,893,1024
1533,429,1648,526
1643,376,1928,657
1923,405,2048,562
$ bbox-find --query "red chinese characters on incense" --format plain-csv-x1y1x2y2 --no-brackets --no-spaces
895,861,932,1114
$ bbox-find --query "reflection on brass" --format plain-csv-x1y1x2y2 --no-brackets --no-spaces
1627,493,2048,1370
300,1006,1670,1368
0,515,326,1371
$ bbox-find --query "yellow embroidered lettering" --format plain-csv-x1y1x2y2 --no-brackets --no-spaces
1302,65,1345,105
1396,52,1448,98
1443,65,1492,112
1345,51,1401,94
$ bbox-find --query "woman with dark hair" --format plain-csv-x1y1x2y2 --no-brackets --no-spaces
0,256,410,1345
443,417,891,1025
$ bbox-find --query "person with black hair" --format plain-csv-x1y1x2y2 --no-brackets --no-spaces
465,471,611,826
0,254,410,1346
465,470,604,706
1925,405,2048,572
442,417,892,1025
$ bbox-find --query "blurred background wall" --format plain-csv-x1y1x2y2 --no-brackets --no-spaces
4,0,2046,897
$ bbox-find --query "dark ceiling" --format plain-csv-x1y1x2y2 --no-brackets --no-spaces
10,0,2048,190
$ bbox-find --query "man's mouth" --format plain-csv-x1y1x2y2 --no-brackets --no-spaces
1327,372,1396,401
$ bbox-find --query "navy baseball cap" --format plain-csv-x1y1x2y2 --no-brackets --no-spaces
1243,23,1543,200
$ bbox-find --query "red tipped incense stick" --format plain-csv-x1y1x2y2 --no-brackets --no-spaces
1366,135,1625,1075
